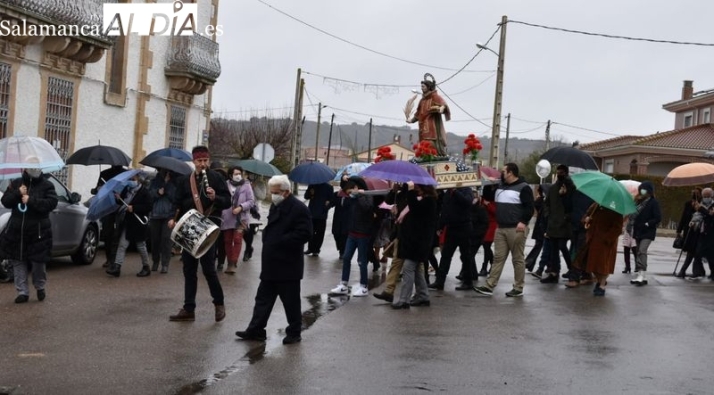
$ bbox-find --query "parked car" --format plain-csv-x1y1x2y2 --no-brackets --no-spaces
0,174,100,270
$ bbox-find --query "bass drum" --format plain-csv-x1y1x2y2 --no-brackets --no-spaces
170,209,220,259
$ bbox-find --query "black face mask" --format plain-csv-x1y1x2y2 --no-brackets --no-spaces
500,174,506,183
557,174,565,181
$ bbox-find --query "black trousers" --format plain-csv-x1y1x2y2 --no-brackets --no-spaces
247,280,302,337
242,224,259,255
215,231,226,266
182,245,224,312
102,213,121,264
436,225,475,285
307,218,327,254
549,237,571,273
334,233,347,256
525,238,543,268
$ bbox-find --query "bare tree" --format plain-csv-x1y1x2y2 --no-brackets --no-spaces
209,109,293,166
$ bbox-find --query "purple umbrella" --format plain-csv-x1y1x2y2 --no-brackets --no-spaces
358,160,437,186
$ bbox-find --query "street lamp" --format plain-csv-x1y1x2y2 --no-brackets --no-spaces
314,103,328,162
479,15,508,169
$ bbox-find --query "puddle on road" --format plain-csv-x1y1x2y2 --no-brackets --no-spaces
176,293,350,395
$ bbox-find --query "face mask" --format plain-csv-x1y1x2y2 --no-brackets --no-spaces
127,180,139,189
26,169,41,178
500,174,506,183
640,189,648,196
233,175,242,182
703,197,713,205
271,193,285,205
557,175,565,181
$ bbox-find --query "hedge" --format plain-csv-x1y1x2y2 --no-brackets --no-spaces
611,174,694,230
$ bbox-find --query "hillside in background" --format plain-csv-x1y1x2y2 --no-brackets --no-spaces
299,120,568,162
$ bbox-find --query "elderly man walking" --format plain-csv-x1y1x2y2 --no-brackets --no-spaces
474,163,534,297
236,175,312,345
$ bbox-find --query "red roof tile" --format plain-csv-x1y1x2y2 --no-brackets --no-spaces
579,135,640,151
633,124,714,149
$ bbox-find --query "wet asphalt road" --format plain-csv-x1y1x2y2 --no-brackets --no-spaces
1,214,714,394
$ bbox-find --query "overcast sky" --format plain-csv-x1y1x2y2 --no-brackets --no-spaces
213,0,714,145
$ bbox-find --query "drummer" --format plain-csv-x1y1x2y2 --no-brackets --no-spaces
167,145,231,323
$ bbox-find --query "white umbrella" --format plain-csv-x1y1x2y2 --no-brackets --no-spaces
0,136,64,179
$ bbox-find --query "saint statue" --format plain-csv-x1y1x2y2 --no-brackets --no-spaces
405,73,451,157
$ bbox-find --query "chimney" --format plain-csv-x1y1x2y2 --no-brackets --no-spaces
682,80,694,100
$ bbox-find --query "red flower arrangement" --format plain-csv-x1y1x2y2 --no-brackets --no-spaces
413,140,438,162
374,146,395,163
462,134,483,161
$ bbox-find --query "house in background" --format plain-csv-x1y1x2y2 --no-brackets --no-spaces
355,135,414,162
0,0,221,198
302,145,352,168
580,80,714,176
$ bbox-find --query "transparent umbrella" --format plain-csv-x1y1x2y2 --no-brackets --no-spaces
0,136,64,179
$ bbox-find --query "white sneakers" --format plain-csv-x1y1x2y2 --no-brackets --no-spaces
351,284,369,297
329,284,349,295
329,283,368,297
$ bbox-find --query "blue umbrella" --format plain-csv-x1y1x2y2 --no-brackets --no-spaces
332,162,371,181
288,162,336,184
86,169,141,221
359,160,437,186
143,148,192,162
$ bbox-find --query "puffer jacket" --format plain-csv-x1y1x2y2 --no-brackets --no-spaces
0,173,58,262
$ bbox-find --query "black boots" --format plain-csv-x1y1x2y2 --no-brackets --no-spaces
137,265,151,277
106,264,121,277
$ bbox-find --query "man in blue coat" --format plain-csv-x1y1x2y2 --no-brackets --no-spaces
236,175,312,345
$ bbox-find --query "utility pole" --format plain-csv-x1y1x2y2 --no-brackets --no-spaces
367,118,373,162
294,78,305,169
503,113,511,163
314,102,323,162
545,119,551,151
325,113,335,166
290,68,301,170
488,15,507,169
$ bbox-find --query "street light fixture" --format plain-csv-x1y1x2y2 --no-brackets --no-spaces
479,16,508,169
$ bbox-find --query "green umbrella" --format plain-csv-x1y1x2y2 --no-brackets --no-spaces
230,159,282,177
570,171,637,216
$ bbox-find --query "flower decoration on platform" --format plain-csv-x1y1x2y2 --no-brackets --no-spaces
413,141,438,162
374,146,395,163
462,134,483,161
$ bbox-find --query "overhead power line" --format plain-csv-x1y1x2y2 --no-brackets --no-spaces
551,121,620,137
509,20,714,47
438,88,492,129
439,25,501,85
257,0,496,72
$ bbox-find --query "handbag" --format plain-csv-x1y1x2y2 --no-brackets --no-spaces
673,234,684,249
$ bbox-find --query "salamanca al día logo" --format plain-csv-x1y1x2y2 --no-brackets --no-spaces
103,1,222,37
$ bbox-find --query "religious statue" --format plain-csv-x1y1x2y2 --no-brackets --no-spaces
405,73,451,157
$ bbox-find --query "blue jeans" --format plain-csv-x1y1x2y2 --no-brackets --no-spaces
342,235,370,285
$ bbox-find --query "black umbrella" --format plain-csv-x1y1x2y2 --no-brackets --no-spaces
140,155,192,175
539,146,598,171
66,145,131,166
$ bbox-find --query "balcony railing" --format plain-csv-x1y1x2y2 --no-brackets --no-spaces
166,33,221,86
0,0,115,44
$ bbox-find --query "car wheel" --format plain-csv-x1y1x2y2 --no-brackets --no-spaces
71,225,98,265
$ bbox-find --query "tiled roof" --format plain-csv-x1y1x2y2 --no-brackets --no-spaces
633,124,714,150
579,135,641,151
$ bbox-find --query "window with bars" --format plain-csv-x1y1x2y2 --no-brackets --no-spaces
168,105,187,149
45,76,74,185
0,62,11,139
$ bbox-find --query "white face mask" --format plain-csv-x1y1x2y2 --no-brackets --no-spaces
26,168,42,178
233,175,242,182
640,189,648,196
271,193,285,205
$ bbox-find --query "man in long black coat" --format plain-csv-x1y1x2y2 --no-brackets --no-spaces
236,174,312,345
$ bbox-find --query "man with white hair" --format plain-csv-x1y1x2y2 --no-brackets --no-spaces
236,175,312,345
